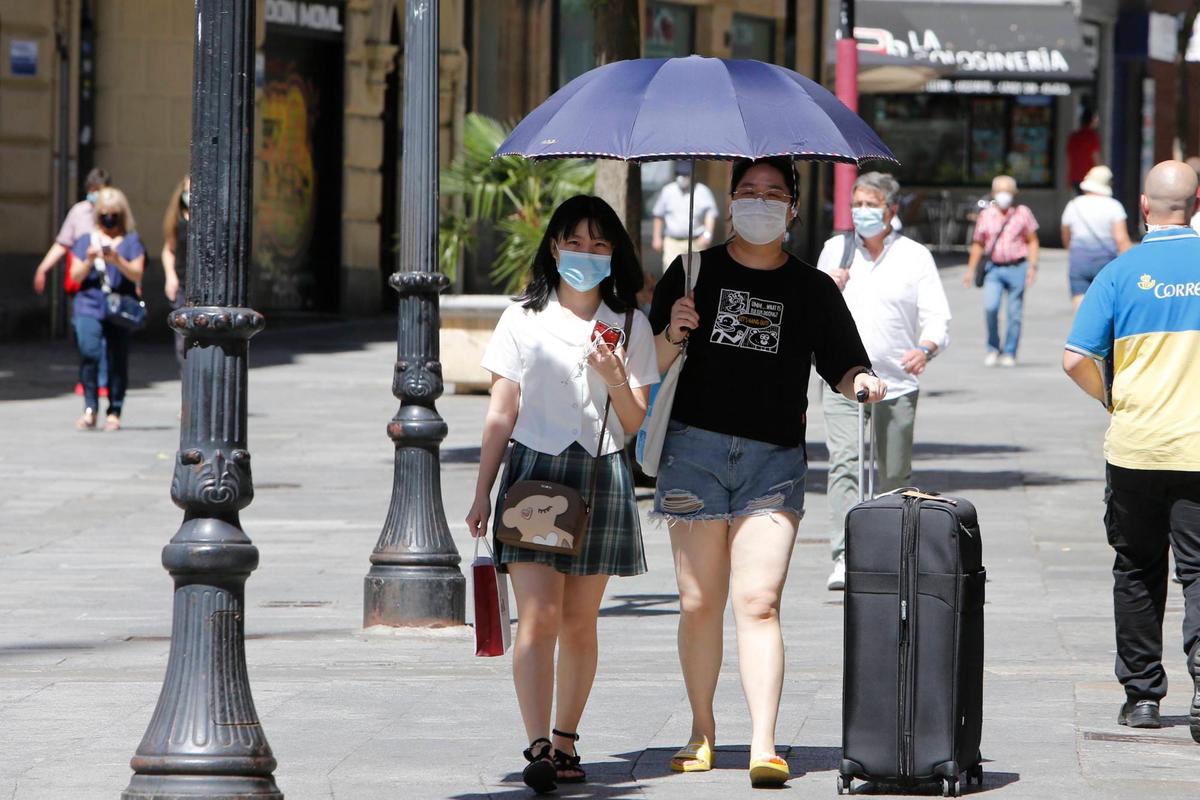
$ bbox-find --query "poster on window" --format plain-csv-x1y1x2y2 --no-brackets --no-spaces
644,2,694,58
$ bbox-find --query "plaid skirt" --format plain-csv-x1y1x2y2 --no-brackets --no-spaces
492,441,647,577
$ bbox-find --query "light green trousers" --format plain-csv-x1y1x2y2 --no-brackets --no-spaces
824,389,919,561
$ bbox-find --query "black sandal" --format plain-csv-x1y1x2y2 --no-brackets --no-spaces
552,728,586,784
522,737,557,794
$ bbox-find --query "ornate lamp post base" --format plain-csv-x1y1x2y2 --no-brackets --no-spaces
124,775,282,800
364,564,466,627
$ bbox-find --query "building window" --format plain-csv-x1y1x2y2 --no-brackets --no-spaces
645,2,694,58
861,94,1057,188
555,0,595,88
731,14,774,62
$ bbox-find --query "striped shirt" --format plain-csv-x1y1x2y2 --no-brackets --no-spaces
1066,227,1200,471
973,204,1039,265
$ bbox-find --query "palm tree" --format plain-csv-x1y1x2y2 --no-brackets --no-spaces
439,113,596,293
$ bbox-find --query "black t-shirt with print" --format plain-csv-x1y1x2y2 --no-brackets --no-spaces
648,244,870,448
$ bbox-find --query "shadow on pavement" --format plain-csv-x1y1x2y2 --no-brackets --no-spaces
806,441,1026,464
0,315,396,403
599,593,679,618
804,466,1090,495
849,770,1020,794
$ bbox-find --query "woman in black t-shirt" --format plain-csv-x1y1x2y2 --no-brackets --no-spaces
648,157,886,787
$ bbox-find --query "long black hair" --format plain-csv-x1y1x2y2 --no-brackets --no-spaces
516,194,643,313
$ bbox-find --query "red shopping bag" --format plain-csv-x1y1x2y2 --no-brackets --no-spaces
473,538,511,657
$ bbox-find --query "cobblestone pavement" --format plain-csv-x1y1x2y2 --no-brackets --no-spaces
2,250,1198,798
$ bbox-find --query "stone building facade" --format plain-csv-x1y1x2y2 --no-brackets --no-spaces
2,0,798,339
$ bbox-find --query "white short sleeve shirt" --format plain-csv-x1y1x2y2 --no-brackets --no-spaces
481,292,660,457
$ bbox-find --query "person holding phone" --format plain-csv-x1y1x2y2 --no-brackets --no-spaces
69,187,145,431
648,156,885,787
465,195,659,793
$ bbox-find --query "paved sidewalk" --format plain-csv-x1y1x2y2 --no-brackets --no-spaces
3,250,1199,798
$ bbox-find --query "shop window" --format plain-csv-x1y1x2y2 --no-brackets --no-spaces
555,0,595,88
731,14,774,62
645,2,694,58
862,93,1057,188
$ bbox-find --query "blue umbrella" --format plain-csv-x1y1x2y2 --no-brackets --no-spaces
495,55,896,165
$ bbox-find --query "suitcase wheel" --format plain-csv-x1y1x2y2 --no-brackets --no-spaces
941,777,959,797
837,775,852,795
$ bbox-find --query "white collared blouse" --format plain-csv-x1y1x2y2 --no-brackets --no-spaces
481,292,660,457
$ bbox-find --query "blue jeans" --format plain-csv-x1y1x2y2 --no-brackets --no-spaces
74,315,129,415
983,260,1028,356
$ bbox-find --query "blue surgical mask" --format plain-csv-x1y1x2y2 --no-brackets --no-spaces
557,249,612,292
86,191,99,204
852,207,887,238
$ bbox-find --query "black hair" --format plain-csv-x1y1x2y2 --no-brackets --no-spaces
729,156,799,208
516,194,643,314
84,167,111,191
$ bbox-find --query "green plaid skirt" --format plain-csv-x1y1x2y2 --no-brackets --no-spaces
492,441,647,577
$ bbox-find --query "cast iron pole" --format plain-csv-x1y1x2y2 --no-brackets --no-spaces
833,0,858,233
363,0,465,627
123,0,281,797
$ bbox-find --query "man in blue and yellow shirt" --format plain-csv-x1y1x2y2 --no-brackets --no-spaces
1064,160,1200,736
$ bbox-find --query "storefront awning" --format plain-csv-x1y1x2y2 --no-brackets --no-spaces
829,1,1092,93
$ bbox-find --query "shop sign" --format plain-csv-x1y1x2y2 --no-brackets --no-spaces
265,0,344,34
9,39,38,76
925,78,1071,96
856,26,1073,75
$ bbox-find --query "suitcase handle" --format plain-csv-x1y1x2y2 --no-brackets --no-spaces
856,390,875,504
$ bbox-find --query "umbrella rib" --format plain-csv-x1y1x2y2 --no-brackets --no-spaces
625,61,670,163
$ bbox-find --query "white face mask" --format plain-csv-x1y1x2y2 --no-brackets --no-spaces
993,191,1014,210
730,198,790,245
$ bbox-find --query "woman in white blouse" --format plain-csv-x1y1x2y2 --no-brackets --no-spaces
466,195,659,794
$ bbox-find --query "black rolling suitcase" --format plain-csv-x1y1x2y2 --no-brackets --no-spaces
839,401,986,797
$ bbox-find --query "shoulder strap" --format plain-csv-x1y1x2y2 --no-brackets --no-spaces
683,251,703,294
586,309,636,506
839,231,856,269
984,208,1015,260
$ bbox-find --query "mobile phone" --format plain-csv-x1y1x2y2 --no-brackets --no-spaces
101,244,113,254
592,320,624,349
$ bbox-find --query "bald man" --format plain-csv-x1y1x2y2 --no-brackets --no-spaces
1064,159,1200,736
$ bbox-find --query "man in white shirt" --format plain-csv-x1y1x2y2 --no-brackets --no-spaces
652,161,718,269
817,172,953,590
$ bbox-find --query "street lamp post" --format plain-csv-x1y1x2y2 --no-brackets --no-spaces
833,0,859,233
363,0,465,627
123,0,281,798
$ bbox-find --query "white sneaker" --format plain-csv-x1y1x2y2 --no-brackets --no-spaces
998,354,1016,367
983,351,999,367
827,556,846,591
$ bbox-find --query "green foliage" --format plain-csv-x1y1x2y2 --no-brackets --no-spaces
439,113,596,293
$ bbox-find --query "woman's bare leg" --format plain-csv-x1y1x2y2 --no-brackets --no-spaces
728,512,799,759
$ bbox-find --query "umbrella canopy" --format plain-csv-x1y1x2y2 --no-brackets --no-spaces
495,55,896,165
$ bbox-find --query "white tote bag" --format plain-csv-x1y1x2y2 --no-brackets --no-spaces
636,252,701,477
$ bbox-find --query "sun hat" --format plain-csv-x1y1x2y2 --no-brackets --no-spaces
1079,165,1113,196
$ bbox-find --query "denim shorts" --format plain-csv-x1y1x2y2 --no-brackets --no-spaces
652,420,807,523
1068,249,1113,296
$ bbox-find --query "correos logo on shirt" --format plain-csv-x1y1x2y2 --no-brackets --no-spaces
1139,273,1200,298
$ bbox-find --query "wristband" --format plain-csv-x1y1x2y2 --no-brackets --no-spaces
663,326,685,346
606,378,629,389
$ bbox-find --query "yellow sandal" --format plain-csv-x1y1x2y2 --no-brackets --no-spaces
748,754,789,787
669,739,714,772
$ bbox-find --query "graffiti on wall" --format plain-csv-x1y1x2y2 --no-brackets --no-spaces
254,70,318,309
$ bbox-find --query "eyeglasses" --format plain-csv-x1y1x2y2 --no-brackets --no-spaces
731,188,793,203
